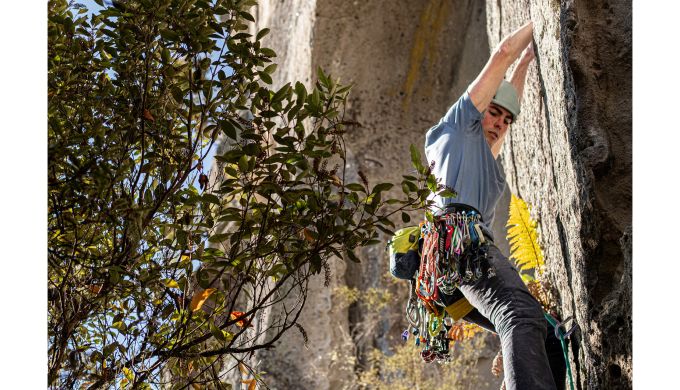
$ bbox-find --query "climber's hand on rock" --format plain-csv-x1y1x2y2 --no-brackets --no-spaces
520,43,535,63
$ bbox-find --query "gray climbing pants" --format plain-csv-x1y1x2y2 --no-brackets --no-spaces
459,244,558,390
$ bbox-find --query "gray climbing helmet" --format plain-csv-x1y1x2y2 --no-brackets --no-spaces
491,80,520,119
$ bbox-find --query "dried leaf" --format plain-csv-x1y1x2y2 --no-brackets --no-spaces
447,321,483,341
302,228,315,243
198,173,209,191
238,363,248,375
527,279,555,313
330,175,342,186
143,109,155,122
241,379,256,390
88,284,103,294
492,349,504,377
230,311,252,328
189,288,216,312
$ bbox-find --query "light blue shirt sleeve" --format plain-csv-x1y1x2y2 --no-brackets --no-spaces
441,91,483,133
426,91,483,147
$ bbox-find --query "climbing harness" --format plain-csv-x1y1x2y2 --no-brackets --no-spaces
544,312,579,390
415,209,494,307
390,207,581,389
394,207,496,364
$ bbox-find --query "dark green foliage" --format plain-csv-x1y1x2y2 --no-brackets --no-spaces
48,0,448,388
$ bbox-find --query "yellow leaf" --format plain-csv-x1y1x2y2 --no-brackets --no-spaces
189,288,216,312
506,194,544,274
163,279,179,289
122,367,134,381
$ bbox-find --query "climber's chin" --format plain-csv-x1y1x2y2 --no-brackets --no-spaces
483,130,499,148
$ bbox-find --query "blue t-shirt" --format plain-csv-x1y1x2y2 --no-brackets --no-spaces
424,91,506,233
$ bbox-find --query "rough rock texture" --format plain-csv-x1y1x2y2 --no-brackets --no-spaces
240,0,631,389
487,0,632,389
247,1,502,389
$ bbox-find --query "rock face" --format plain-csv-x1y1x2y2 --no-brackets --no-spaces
241,0,631,389
486,1,632,388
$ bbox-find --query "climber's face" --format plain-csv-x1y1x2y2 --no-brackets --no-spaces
481,103,513,149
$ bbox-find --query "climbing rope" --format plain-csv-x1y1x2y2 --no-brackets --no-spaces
544,312,579,390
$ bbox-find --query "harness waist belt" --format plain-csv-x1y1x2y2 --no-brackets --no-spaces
437,203,483,219
436,203,494,242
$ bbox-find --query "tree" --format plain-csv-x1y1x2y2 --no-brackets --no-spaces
48,0,446,388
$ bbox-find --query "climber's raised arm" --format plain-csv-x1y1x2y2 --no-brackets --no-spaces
467,21,534,114
489,43,536,157
509,43,536,104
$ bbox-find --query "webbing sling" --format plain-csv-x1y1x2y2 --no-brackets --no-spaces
544,312,578,390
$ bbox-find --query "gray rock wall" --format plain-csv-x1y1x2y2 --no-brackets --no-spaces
240,0,631,388
487,0,632,388
249,1,500,389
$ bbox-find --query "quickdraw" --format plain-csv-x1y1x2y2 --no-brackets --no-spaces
404,210,497,363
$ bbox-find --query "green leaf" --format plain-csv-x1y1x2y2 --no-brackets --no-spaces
161,47,170,63
256,28,270,41
259,71,273,84
372,183,393,193
238,155,249,172
240,11,255,22
211,321,227,342
310,89,320,112
202,193,220,204
520,273,535,284
345,249,360,263
160,29,180,41
103,343,118,359
345,183,365,192
425,211,434,223
401,212,411,223
264,63,278,75
295,82,307,101
171,86,184,103
220,119,239,140
438,187,457,198
260,47,276,58
409,144,424,173
208,233,231,243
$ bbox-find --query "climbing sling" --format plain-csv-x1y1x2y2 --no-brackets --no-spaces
390,206,495,363
544,312,578,390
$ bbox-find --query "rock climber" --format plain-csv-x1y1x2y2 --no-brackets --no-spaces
424,21,565,389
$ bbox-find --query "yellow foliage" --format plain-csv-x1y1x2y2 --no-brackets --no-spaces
506,195,544,274
241,379,257,390
448,321,484,342
189,288,216,312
